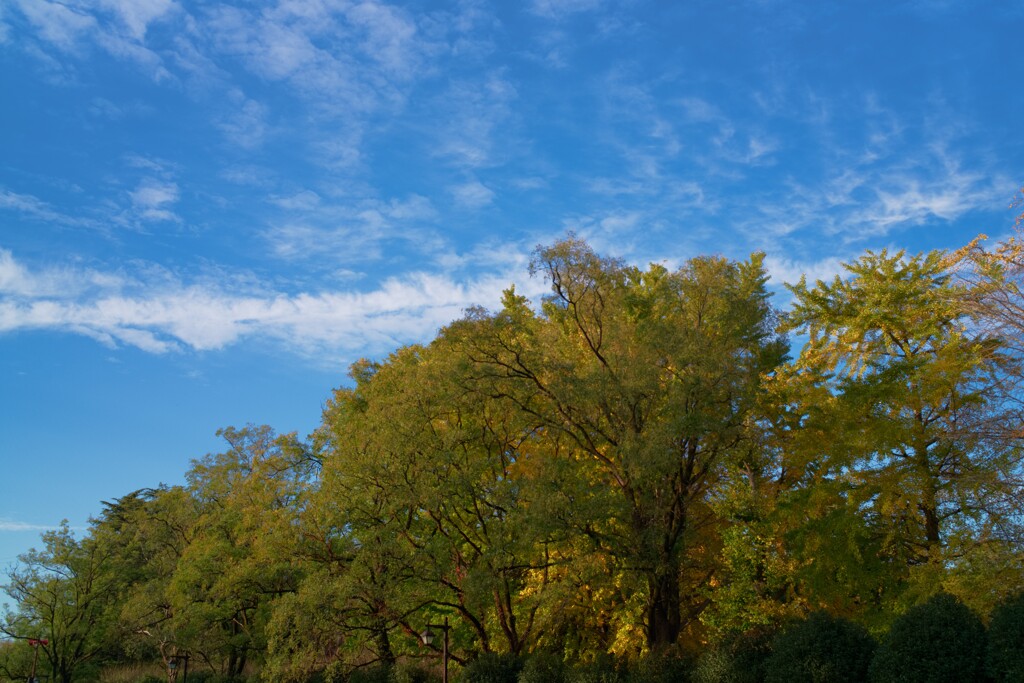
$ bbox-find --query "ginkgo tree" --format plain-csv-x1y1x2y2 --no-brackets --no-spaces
784,248,1024,610
447,237,788,650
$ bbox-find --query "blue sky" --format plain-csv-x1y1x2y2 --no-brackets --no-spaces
1,0,1021,571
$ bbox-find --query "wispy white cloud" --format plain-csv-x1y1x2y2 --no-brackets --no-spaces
764,254,848,289
0,188,103,230
434,75,518,170
13,0,97,52
269,190,321,211
129,178,180,222
740,120,1013,248
220,164,276,188
0,249,125,298
530,0,605,19
0,519,59,533
218,92,269,150
451,180,495,209
0,249,539,363
0,3,11,44
11,0,174,79
97,0,176,41
263,193,439,261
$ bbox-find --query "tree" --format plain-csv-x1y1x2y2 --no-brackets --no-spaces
1,522,118,683
785,249,1022,608
305,340,558,671
448,237,787,649
93,486,199,682
172,425,309,678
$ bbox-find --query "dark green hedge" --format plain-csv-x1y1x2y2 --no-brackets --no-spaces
869,593,986,683
763,612,874,683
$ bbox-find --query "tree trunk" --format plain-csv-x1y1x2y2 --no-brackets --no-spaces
372,618,395,667
645,568,681,649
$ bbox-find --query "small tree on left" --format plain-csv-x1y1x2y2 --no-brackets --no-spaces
1,522,118,683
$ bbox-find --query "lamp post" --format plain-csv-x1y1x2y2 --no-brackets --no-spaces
27,638,48,683
168,653,190,683
420,616,450,683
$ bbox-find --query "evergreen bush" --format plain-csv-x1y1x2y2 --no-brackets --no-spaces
518,652,566,683
626,653,689,683
390,661,442,683
762,612,874,683
459,653,523,683
987,592,1024,682
692,630,772,683
347,664,393,683
565,654,625,683
869,593,986,683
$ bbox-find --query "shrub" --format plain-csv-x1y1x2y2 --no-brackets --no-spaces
987,592,1024,682
391,661,442,683
692,630,772,683
626,654,689,683
460,653,523,683
762,612,875,683
518,652,566,683
869,592,986,683
566,654,625,683
347,664,393,683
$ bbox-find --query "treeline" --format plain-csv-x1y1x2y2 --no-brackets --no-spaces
4,232,1024,683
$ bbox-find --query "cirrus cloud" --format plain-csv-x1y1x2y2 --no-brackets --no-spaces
0,248,545,364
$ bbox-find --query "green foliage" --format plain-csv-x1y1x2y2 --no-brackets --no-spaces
1,522,120,683
449,237,788,650
783,248,1022,612
391,662,442,683
691,631,772,683
986,592,1024,682
517,652,566,683
5,236,1024,680
459,653,524,683
625,654,689,683
869,593,986,683
762,612,874,683
346,664,393,683
565,655,625,683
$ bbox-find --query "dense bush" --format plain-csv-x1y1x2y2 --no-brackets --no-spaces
691,630,772,683
762,612,874,683
869,593,986,683
626,654,689,683
987,592,1024,682
565,654,625,683
346,664,393,683
518,652,566,683
176,672,242,683
391,661,442,683
459,653,523,683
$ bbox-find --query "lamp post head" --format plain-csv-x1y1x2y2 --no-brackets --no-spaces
420,628,435,646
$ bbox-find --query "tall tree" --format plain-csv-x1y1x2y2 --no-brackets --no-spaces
95,486,199,682
448,237,787,649
785,248,1023,608
172,425,309,677
308,340,558,669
